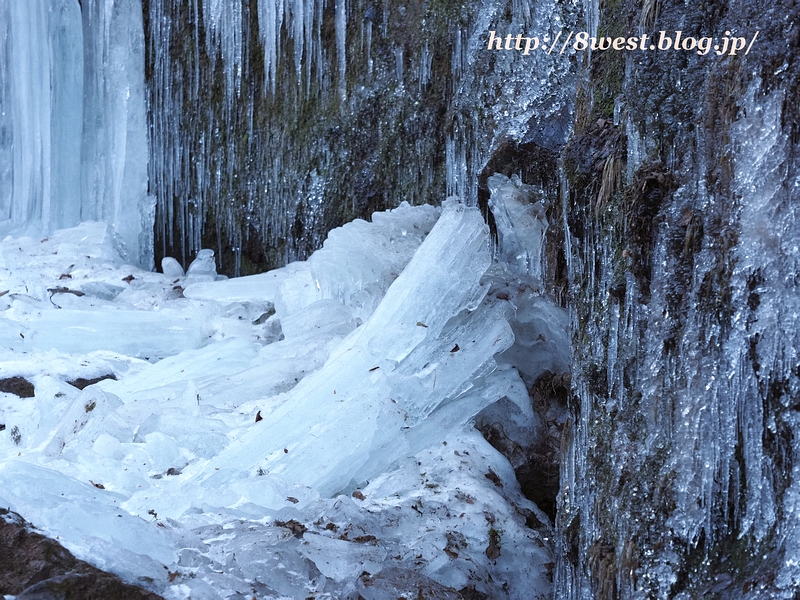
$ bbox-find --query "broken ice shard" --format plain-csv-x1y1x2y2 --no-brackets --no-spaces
193,201,514,507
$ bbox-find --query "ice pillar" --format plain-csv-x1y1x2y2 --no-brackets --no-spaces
0,0,83,236
81,0,153,269
0,0,153,268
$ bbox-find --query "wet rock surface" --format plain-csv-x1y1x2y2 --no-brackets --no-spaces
66,374,117,391
477,372,569,522
553,0,800,597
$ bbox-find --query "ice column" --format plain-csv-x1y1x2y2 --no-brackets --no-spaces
488,173,549,281
0,0,83,236
0,0,152,268
81,0,154,269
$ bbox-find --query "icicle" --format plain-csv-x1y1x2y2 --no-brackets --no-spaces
419,43,431,92
335,0,346,99
452,28,462,79
394,46,404,87
365,16,373,79
256,0,280,90
584,0,598,38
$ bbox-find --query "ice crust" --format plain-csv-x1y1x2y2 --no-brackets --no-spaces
0,198,567,599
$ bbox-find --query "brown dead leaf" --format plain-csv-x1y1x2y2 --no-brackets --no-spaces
354,535,378,544
275,519,306,537
486,530,501,560
484,468,503,488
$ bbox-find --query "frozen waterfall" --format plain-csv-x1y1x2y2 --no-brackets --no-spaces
0,0,153,268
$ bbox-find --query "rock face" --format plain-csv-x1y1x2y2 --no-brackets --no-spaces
0,509,162,600
144,0,460,273
0,377,35,398
553,0,800,598
143,0,577,275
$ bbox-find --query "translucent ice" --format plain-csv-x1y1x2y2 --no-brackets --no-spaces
0,461,176,582
81,0,153,268
275,202,440,321
183,261,305,304
187,249,217,276
16,308,211,359
0,1,153,267
161,257,185,277
0,0,83,236
487,173,549,281
194,202,512,507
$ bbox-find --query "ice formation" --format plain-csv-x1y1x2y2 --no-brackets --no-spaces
0,195,567,598
0,1,153,268
487,174,549,281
